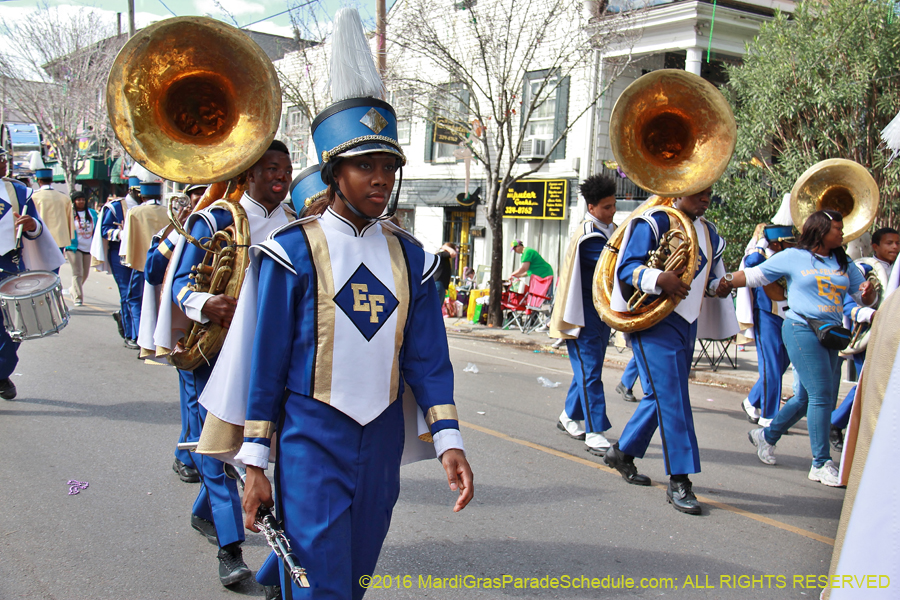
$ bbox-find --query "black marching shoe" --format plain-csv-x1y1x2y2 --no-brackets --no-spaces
830,426,844,452
173,458,200,483
615,382,637,402
264,585,282,600
0,377,16,400
191,514,218,544
123,338,139,349
217,542,252,586
112,311,126,339
667,476,701,515
603,443,651,486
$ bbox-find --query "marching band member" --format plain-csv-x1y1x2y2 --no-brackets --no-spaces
603,188,737,515
91,176,141,345
31,167,73,266
550,174,618,455
169,140,296,588
197,10,473,598
0,149,66,399
140,183,205,483
723,210,876,487
829,226,898,450
735,224,794,427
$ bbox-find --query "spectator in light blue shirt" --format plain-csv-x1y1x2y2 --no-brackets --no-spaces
722,209,876,487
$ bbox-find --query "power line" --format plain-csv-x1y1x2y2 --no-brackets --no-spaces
156,0,177,17
240,1,318,30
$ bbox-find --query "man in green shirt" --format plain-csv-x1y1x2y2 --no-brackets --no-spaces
510,240,553,279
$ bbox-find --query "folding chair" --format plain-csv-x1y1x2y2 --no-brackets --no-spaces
522,275,554,333
501,286,530,332
692,336,738,372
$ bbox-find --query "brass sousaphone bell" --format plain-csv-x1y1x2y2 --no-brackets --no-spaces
790,158,879,244
594,70,737,333
107,17,282,369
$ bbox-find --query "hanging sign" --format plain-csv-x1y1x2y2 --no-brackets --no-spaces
502,179,567,220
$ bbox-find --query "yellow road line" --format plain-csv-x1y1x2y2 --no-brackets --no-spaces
459,419,835,546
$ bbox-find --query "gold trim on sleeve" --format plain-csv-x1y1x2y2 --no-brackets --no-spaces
631,265,647,290
159,242,173,259
425,404,459,427
244,420,277,439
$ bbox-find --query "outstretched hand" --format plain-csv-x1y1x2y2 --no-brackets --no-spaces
440,449,474,512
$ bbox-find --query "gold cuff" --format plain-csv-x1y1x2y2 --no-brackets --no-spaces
425,404,459,427
244,420,277,439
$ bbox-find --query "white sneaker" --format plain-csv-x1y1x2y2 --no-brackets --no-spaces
557,410,585,440
585,431,611,455
742,397,761,422
757,417,773,428
748,427,776,465
808,460,843,487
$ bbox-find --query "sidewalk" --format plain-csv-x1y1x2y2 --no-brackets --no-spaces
444,317,857,396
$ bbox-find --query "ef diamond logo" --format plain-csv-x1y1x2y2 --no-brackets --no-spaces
334,264,399,341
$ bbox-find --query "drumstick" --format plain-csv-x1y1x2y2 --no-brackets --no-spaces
15,206,26,249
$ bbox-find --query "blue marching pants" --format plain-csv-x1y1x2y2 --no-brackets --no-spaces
832,352,865,430
748,310,790,421
108,243,135,339
0,272,20,378
621,356,640,390
124,269,144,341
187,362,245,549
175,369,200,468
619,314,700,476
564,318,613,433
276,393,404,600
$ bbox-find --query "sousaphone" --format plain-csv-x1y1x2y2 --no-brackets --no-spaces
594,70,736,333
107,16,281,369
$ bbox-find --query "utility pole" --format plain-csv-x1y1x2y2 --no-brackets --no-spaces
376,0,386,77
128,0,136,37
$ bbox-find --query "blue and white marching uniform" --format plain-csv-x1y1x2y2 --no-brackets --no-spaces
831,259,882,430
198,208,464,599
741,244,790,423
91,194,139,338
169,194,292,553
549,215,616,437
0,178,65,377
611,208,737,475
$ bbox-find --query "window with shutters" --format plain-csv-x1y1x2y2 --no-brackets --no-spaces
424,84,469,163
520,71,569,161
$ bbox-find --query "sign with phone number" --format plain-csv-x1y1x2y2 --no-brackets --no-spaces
502,179,568,220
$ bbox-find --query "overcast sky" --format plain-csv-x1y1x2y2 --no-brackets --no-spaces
0,0,388,43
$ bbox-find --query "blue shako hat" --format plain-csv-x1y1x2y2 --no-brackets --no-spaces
140,182,162,196
128,176,142,189
312,98,405,166
311,8,405,221
34,168,53,180
763,224,796,243
289,164,328,215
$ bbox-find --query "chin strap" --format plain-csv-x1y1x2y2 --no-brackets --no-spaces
332,167,404,222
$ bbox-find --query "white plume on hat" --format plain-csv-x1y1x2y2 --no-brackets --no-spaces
771,193,793,226
881,109,900,165
329,8,385,103
28,151,45,170
128,161,159,182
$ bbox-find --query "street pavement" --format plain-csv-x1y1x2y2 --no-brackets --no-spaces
0,266,850,599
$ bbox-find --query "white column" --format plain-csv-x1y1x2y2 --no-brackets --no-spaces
685,47,703,76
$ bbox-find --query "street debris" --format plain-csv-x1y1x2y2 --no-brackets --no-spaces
537,377,561,388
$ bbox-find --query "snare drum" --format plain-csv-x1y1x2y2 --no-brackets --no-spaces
0,271,69,342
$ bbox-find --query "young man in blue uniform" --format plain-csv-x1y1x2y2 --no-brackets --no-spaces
603,188,736,515
93,177,141,347
0,149,65,399
829,227,898,450
550,174,618,455
169,141,296,587
739,225,794,428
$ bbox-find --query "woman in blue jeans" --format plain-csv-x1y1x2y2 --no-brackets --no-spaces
722,210,875,486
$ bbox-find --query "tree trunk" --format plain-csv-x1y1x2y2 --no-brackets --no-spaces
487,187,505,327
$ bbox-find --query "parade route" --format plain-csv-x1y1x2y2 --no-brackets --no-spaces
0,267,843,599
